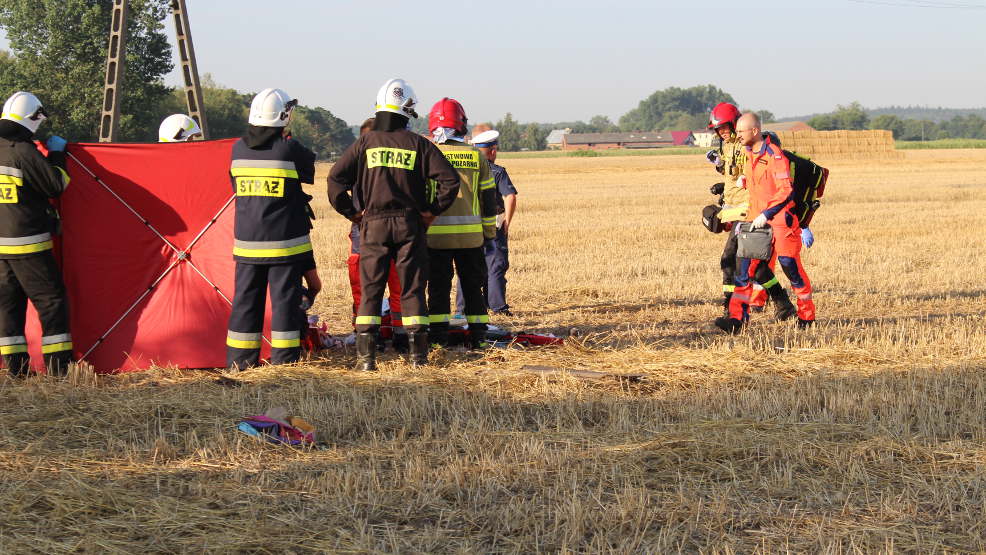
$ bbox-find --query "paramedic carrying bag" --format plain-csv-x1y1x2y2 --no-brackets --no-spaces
735,222,773,260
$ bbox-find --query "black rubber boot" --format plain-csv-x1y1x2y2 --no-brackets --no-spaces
770,287,797,322
429,325,449,349
408,331,429,367
797,319,815,330
46,354,72,378
722,292,733,318
467,327,488,350
355,332,377,372
714,316,744,335
392,331,409,354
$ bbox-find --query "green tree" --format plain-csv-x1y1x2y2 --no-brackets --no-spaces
0,0,173,141
899,119,938,141
289,105,355,160
869,114,905,139
520,122,547,151
808,102,870,131
619,85,735,131
495,113,522,151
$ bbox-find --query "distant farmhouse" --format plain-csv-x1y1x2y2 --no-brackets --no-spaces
546,128,569,150
562,131,694,151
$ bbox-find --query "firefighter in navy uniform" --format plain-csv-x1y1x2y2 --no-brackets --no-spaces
328,78,461,371
226,88,318,370
0,91,73,377
426,98,497,348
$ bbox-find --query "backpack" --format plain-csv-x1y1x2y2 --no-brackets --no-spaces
783,151,829,228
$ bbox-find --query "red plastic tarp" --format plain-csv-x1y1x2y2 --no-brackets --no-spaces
21,139,271,373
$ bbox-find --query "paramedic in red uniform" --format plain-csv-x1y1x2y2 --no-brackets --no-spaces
715,112,815,333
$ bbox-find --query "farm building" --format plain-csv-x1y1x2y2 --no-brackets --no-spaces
693,130,716,148
546,128,569,150
562,131,694,150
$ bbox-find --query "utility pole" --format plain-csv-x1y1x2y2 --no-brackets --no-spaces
98,0,129,143
99,0,208,142
170,0,209,139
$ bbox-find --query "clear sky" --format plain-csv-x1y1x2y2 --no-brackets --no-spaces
4,0,986,125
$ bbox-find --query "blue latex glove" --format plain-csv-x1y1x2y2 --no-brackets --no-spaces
801,227,815,248
46,135,67,152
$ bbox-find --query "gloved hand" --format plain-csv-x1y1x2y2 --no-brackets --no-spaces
709,182,725,196
46,135,67,152
751,213,768,229
801,227,815,248
705,149,723,167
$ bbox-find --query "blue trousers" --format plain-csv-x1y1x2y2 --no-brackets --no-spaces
456,227,510,314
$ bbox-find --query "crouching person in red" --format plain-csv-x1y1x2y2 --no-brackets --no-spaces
715,113,815,333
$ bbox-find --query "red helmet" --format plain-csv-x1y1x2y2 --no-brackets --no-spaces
708,102,740,130
428,97,468,134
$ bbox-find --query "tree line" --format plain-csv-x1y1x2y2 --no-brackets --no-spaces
0,0,354,158
808,102,986,141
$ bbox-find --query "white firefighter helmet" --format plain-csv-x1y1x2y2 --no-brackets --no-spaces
2,91,48,134
158,114,202,142
375,78,419,119
248,88,297,127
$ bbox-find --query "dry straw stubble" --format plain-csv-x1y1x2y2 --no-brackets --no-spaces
1,149,986,552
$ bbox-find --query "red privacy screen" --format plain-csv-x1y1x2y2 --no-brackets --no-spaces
21,139,272,373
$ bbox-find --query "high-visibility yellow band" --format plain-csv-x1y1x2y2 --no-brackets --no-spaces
271,338,301,349
479,179,495,190
40,342,73,354
723,285,736,293
0,240,53,255
429,314,451,323
367,147,416,170
466,315,490,324
2,112,23,121
226,338,261,349
0,174,23,187
427,224,483,235
0,344,27,354
230,167,299,178
56,167,70,188
233,243,312,258
402,315,430,326
761,277,779,289
355,316,382,325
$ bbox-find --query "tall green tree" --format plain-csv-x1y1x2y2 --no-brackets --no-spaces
808,102,870,131
0,0,173,141
520,122,547,151
289,105,355,160
619,85,735,132
495,113,522,151
869,114,905,139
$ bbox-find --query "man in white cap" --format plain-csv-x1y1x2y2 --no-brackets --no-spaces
158,114,202,143
458,127,518,316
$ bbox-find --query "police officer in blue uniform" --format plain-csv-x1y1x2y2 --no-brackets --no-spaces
456,129,518,316
226,88,318,370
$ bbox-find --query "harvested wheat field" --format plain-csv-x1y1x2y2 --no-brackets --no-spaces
3,149,986,553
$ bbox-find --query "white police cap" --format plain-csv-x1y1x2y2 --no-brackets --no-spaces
471,130,499,147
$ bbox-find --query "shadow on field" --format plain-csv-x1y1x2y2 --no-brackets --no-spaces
824,308,986,328
905,288,986,302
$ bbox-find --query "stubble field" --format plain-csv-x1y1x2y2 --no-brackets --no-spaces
2,149,986,552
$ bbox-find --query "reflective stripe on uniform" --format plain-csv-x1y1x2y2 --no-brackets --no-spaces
230,159,299,178
429,314,450,324
271,330,300,349
42,333,73,352
732,293,751,303
433,215,481,225
0,344,27,355
479,177,495,191
402,315,429,326
233,235,312,258
355,316,381,325
0,166,24,185
0,231,53,254
722,285,735,293
761,277,779,289
226,330,262,349
41,342,72,354
466,314,489,324
427,224,483,235
56,167,70,190
798,292,813,301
